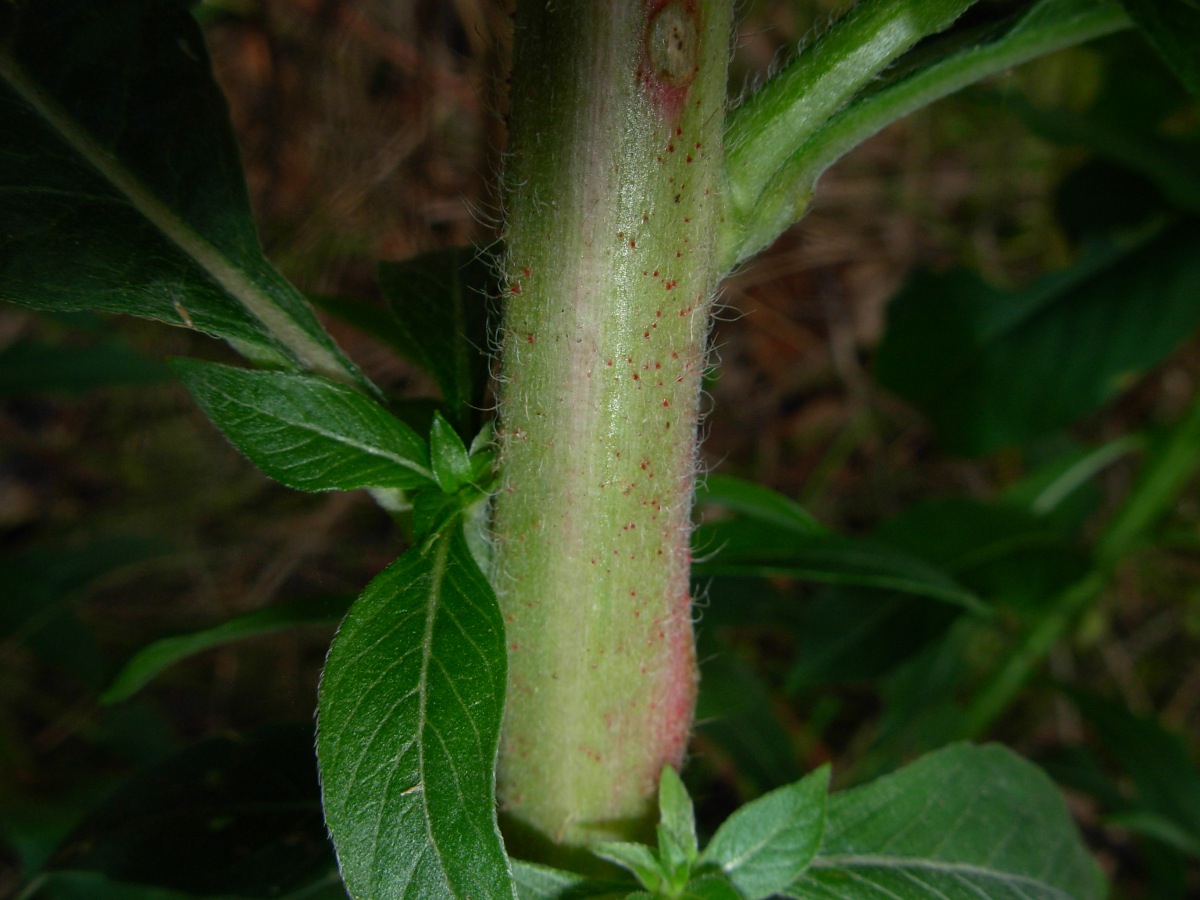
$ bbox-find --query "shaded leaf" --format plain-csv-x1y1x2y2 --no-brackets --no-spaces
679,875,744,900
47,725,334,898
25,870,348,900
1120,0,1200,97
696,633,803,794
0,537,168,687
696,475,825,535
1070,691,1200,856
591,843,662,893
377,246,493,431
693,520,984,612
0,338,166,396
876,221,1200,454
175,359,433,492
101,593,352,704
784,744,1105,899
0,0,365,387
785,586,959,691
317,529,514,899
701,767,828,900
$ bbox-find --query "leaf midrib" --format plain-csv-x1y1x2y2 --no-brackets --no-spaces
0,49,351,384
214,385,433,484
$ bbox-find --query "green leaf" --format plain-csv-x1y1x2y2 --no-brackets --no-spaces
317,528,514,900
0,537,168,687
1003,437,1140,518
0,338,166,396
657,765,698,888
0,0,366,388
431,411,473,494
679,875,745,900
695,632,803,793
591,843,662,893
784,744,1105,900
46,724,334,898
511,860,634,900
872,498,1089,610
695,475,825,536
1119,0,1200,97
1069,691,1200,855
174,359,434,492
876,221,1200,454
701,767,829,900
101,593,351,704
693,520,985,613
377,246,493,430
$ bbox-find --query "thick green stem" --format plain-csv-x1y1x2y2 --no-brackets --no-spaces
493,0,732,848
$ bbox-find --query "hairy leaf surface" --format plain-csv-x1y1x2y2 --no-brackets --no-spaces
701,767,828,899
175,360,433,492
317,529,513,899
785,744,1104,899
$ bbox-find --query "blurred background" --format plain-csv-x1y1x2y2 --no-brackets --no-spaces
3,1,1199,897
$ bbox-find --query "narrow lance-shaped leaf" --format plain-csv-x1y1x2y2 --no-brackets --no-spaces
784,743,1105,900
101,593,352,705
695,475,825,536
0,0,367,388
317,527,515,900
693,519,986,613
174,359,433,492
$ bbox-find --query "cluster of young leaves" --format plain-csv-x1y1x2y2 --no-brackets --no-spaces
515,745,1102,900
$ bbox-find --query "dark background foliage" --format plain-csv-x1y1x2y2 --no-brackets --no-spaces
2,1,1199,897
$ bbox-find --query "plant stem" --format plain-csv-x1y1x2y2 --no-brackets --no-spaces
493,0,733,848
721,0,978,266
720,0,1132,269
